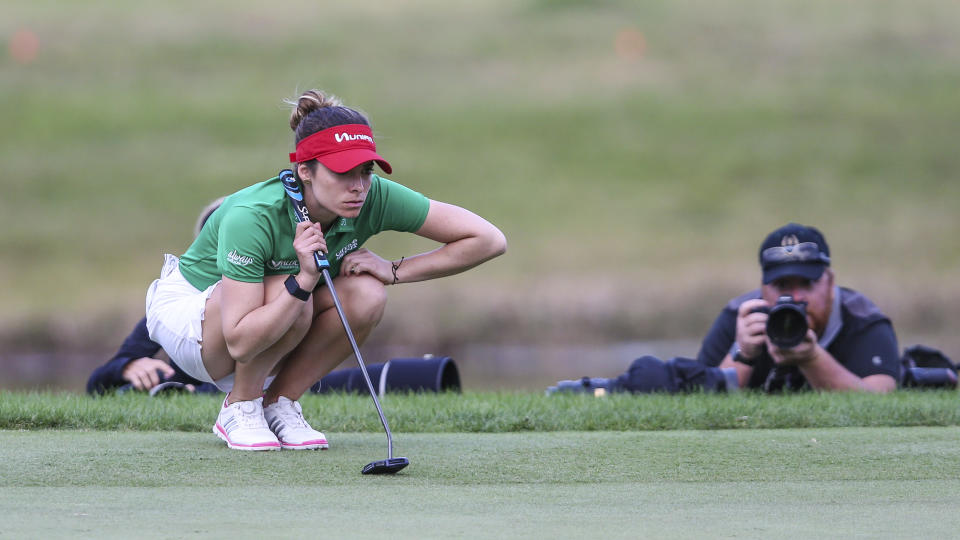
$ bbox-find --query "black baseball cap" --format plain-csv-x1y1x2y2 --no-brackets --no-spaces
758,223,831,284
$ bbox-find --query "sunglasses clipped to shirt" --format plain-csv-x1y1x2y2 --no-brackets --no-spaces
761,242,831,266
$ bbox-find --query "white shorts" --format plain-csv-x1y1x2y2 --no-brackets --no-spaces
144,255,274,393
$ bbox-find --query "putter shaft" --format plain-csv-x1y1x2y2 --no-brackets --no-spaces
321,268,395,459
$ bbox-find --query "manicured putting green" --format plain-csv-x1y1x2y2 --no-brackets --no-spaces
5,428,960,538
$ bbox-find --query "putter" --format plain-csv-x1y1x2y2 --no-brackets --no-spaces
280,168,409,475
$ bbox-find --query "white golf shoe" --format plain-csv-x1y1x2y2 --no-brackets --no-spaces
263,396,329,450
213,396,281,451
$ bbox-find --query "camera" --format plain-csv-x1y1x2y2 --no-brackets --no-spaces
546,377,615,396
901,344,958,389
752,296,809,349
902,367,958,389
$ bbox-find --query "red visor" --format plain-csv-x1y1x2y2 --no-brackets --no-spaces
288,124,392,174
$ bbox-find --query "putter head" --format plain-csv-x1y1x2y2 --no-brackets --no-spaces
362,457,409,475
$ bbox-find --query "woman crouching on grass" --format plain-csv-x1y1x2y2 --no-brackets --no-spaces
145,90,506,451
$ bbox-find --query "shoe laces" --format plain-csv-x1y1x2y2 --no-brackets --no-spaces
234,400,269,429
274,398,310,429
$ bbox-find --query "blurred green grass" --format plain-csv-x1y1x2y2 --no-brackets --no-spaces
2,0,959,356
5,390,960,432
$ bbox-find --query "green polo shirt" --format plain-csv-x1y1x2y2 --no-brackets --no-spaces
178,174,430,290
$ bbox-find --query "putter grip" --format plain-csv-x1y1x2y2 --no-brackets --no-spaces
279,169,330,271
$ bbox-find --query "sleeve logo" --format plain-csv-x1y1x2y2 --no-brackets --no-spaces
226,249,254,266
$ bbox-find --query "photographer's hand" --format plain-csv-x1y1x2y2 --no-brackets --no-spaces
735,299,770,362
770,333,895,392
767,329,818,367
122,357,175,391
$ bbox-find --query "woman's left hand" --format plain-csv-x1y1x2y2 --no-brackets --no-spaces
340,248,393,284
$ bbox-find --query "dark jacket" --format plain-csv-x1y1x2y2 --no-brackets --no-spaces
86,317,218,395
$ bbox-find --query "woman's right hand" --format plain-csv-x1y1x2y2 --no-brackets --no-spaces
293,220,326,289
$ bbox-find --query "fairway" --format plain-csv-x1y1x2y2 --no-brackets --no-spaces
5,428,960,539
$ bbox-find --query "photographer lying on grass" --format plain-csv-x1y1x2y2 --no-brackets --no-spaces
550,223,903,395
86,317,220,396
696,223,899,393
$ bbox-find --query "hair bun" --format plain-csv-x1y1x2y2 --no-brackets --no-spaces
288,90,342,131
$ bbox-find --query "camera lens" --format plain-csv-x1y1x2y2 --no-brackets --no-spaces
766,300,808,348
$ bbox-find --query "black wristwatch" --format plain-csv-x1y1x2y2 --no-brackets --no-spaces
733,345,757,366
284,275,311,301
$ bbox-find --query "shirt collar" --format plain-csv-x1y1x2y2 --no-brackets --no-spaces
818,286,843,348
327,216,355,233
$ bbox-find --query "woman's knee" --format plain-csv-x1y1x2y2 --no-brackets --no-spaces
338,275,387,325
291,299,314,336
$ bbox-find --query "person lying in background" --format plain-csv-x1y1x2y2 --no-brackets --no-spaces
550,223,904,396
86,316,219,395
697,223,899,393
86,198,225,396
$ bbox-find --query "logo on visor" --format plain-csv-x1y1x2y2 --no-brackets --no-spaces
335,133,374,144
780,234,799,247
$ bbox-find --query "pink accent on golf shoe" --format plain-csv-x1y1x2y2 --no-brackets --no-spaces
263,396,329,450
213,397,281,451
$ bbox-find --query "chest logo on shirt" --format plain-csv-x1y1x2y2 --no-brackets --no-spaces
269,259,299,270
226,249,254,267
335,238,358,261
